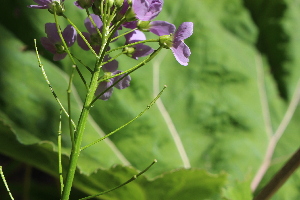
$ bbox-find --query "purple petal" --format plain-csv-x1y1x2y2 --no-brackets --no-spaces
33,0,52,5
133,0,163,21
84,14,102,34
112,70,131,89
53,53,68,61
132,44,154,59
74,0,95,9
119,0,129,15
149,21,175,36
122,21,138,29
27,5,49,8
92,45,101,54
174,22,193,42
62,25,77,47
95,80,114,100
171,41,191,66
77,32,91,51
132,0,149,20
45,23,60,44
102,56,118,72
74,1,84,9
125,30,146,43
40,37,56,54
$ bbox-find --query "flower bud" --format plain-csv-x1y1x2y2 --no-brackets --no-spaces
114,0,124,8
125,7,137,22
92,0,100,15
107,0,115,8
123,46,136,58
159,35,173,49
48,1,65,15
137,21,151,32
76,0,94,9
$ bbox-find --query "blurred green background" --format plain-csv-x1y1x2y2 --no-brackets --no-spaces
0,0,300,199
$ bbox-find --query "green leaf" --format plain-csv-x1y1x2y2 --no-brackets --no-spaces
1,0,300,199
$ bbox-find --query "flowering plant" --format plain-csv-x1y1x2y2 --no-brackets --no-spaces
2,0,193,199
1,0,300,200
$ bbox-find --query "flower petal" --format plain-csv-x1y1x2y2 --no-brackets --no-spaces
125,30,146,43
33,0,52,5
171,40,191,66
45,23,60,43
27,5,49,8
95,80,114,100
102,56,119,72
84,14,102,34
132,43,154,59
112,70,131,89
133,0,163,21
40,37,56,54
149,21,175,36
174,22,193,41
74,1,84,9
77,32,91,51
122,21,138,29
62,25,77,47
53,53,68,61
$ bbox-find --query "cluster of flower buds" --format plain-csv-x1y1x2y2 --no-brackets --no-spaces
28,0,193,100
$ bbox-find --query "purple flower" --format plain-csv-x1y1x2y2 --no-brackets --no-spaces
96,60,131,100
28,0,62,9
132,0,163,21
124,30,154,59
41,23,77,61
77,14,102,54
77,14,118,54
74,0,94,9
171,22,193,66
28,0,65,14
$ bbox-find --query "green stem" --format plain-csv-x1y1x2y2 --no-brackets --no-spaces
0,166,14,200
82,86,167,150
111,28,137,41
92,46,163,104
60,65,102,200
105,39,159,54
100,52,123,66
67,65,76,143
60,22,111,200
79,160,157,200
58,110,64,194
34,39,76,129
62,14,98,57
99,46,163,83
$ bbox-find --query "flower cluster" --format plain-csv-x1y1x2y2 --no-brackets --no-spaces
29,0,193,100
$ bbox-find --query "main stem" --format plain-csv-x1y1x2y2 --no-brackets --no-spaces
60,34,109,200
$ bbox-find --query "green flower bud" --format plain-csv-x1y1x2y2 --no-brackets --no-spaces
55,44,66,54
107,0,115,8
101,72,113,82
48,1,65,16
137,21,151,32
125,7,137,22
114,0,124,8
77,0,94,9
92,0,101,15
123,46,136,58
159,35,173,49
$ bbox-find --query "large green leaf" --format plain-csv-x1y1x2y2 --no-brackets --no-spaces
0,0,300,199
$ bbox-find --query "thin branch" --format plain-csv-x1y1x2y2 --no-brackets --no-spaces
251,78,300,191
255,53,273,139
253,147,300,200
152,52,191,169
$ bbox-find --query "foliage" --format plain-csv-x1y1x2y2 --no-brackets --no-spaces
0,0,300,199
